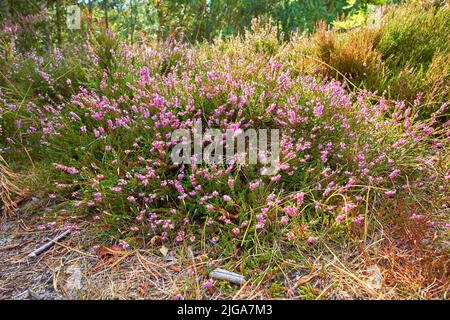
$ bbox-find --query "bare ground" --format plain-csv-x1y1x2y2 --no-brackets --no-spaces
0,214,189,300
1,207,447,300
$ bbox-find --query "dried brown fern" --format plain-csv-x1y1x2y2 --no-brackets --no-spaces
0,156,21,218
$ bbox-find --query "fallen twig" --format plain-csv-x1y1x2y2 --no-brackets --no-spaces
27,230,71,258
0,240,33,251
210,268,246,285
27,289,44,300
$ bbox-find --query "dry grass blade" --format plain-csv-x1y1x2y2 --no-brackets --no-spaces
0,157,22,218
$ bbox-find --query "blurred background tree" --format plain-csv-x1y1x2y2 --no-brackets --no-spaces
0,0,401,52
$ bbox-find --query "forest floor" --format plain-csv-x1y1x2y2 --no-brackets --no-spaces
0,213,196,300
1,194,447,300
0,215,353,300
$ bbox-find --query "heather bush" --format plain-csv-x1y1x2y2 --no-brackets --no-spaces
1,29,448,254
0,1,448,301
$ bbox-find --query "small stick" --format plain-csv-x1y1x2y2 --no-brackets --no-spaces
27,289,44,300
27,230,71,258
209,268,246,285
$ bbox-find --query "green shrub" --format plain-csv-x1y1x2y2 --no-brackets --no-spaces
291,1,449,116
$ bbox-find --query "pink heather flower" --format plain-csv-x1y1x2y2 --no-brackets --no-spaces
223,195,232,202
54,164,80,175
93,192,102,201
127,196,136,202
173,293,183,300
110,187,122,192
426,221,435,227
232,228,240,236
352,214,364,225
410,214,424,221
97,174,105,180
313,104,324,117
249,179,262,191
255,223,264,230
280,216,289,225
206,204,214,211
228,178,235,188
66,167,79,174
202,279,215,289
307,236,317,243
118,240,130,250
342,203,357,213
69,111,81,122
345,178,356,188
283,206,297,218
385,189,397,196
286,232,295,240
296,192,305,206
335,214,347,223
48,194,56,199
389,169,401,181
270,175,281,182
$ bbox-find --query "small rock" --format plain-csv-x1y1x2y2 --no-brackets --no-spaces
66,264,82,295
366,265,383,290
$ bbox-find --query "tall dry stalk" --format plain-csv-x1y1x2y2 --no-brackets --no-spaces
0,156,21,218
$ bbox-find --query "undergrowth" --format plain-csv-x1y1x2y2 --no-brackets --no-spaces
0,1,448,299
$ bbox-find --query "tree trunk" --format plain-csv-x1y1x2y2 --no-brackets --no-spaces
42,1,52,52
55,0,63,47
104,0,109,29
130,0,134,45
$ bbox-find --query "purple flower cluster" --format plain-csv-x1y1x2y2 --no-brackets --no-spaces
1,36,448,247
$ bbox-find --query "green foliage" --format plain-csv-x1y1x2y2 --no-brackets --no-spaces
1,0,353,51
378,1,449,69
333,0,400,30
377,1,450,107
289,1,449,113
274,0,348,38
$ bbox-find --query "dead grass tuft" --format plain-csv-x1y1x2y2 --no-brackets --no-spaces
0,156,22,218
